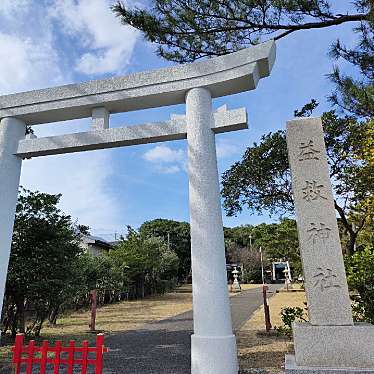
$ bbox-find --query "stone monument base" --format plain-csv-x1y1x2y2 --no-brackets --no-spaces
291,322,374,368
285,355,374,374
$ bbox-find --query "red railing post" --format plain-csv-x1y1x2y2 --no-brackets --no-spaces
82,340,89,374
95,334,104,374
262,285,272,332
40,340,49,374
54,341,62,374
12,334,24,374
11,333,108,374
67,340,75,374
26,340,35,374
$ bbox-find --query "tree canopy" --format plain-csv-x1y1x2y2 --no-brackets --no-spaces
221,110,373,255
113,1,371,63
224,219,301,281
2,188,81,336
112,226,179,298
139,219,191,281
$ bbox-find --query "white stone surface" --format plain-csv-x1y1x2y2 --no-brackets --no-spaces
92,107,109,130
16,107,247,158
286,117,353,326
285,355,374,374
292,323,374,368
0,41,275,125
186,87,238,374
0,118,25,321
191,335,238,374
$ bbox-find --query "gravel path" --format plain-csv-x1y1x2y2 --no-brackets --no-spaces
103,285,281,374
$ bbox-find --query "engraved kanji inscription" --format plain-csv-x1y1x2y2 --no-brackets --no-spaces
298,140,320,161
307,222,331,244
313,268,341,291
302,180,327,202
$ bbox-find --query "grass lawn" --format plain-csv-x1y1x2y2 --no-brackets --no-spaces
0,290,193,372
2,283,296,372
237,286,307,373
0,284,262,371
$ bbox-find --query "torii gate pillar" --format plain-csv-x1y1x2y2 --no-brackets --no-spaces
0,118,25,316
187,88,238,374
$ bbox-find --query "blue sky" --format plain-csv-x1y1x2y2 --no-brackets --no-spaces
0,0,359,240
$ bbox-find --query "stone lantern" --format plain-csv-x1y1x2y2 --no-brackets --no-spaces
231,267,241,292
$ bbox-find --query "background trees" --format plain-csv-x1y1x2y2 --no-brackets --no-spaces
111,227,179,298
0,192,180,337
221,110,373,255
139,219,191,281
2,188,81,337
345,247,374,323
224,219,300,283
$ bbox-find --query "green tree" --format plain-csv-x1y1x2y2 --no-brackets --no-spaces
111,227,179,298
113,1,373,256
113,0,373,122
224,220,300,282
112,1,371,63
1,188,81,337
329,13,374,118
221,111,373,255
69,254,124,310
253,219,301,276
139,219,191,281
345,246,374,323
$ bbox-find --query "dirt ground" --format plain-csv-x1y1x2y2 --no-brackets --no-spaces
0,284,262,370
0,284,305,372
237,286,307,373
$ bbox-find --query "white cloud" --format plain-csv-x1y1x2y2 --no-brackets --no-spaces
20,150,122,232
0,1,127,232
158,165,181,174
216,141,240,159
52,0,139,75
0,0,31,17
143,145,184,163
0,0,171,234
0,32,63,93
143,145,186,174
142,140,240,174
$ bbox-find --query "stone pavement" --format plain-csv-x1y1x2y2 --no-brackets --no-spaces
103,285,281,374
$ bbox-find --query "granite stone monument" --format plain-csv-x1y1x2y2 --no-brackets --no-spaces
285,117,374,374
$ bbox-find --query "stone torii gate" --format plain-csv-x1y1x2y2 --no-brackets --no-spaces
0,40,276,374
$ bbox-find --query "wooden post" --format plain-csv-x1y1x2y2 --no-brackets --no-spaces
90,290,97,331
262,285,272,332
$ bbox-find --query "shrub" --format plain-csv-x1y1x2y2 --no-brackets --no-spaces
345,247,374,324
275,305,308,337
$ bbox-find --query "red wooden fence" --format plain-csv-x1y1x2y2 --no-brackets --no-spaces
12,333,108,374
